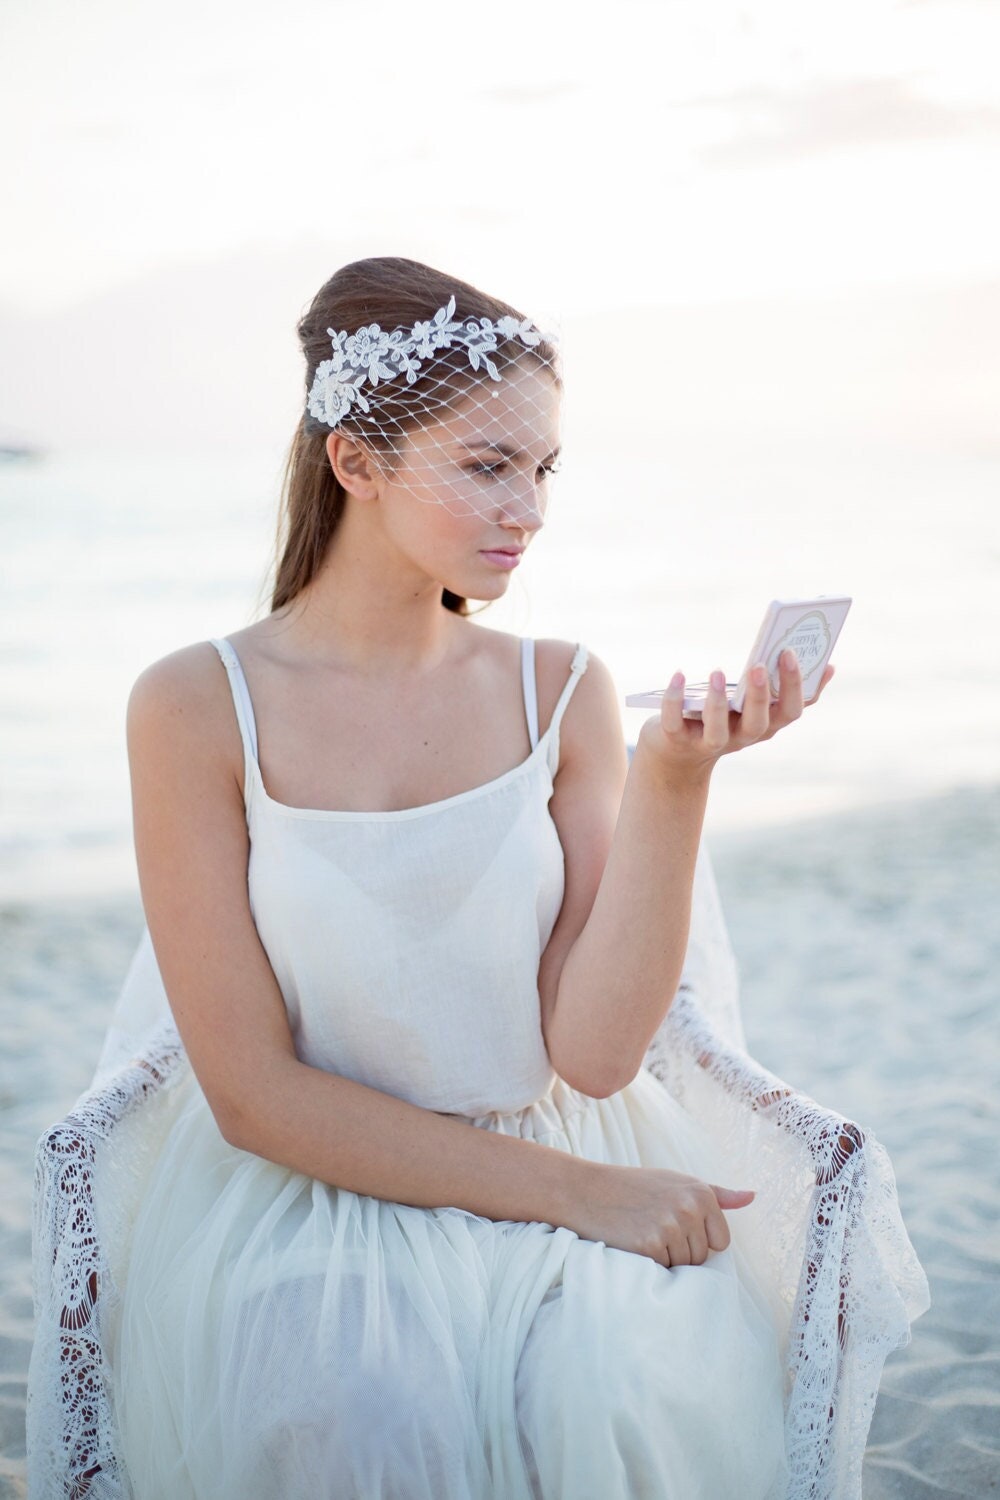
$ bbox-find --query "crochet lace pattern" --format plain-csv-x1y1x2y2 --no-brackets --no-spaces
28,1023,184,1499
28,849,928,1498
29,998,927,1500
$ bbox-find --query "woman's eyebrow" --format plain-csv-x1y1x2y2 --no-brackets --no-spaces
458,440,562,463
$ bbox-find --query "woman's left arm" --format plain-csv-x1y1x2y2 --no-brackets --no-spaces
541,650,832,1098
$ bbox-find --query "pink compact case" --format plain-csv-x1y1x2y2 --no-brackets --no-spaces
625,596,852,719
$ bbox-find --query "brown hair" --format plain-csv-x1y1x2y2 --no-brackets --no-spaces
268,256,558,616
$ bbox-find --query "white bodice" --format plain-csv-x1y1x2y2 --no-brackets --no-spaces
211,636,590,1116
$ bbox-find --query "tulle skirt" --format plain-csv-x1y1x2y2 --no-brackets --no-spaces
107,1065,789,1499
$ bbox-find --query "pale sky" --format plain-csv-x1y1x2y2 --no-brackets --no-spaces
3,0,1000,318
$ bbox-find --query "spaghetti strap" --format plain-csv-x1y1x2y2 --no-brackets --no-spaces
209,637,259,792
545,642,589,777
520,637,539,751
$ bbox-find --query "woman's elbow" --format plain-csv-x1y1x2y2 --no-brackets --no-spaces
205,1080,269,1154
194,1051,299,1156
213,1098,254,1151
550,1048,641,1101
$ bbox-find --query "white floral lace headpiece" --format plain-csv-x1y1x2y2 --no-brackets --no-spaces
306,294,551,430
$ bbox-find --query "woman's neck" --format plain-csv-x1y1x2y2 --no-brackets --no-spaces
267,542,464,679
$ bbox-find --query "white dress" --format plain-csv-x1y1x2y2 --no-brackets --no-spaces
107,635,789,1500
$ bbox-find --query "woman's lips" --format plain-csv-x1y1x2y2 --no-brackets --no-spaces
480,549,523,569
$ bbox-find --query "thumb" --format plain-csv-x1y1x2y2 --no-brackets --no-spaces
711,1186,756,1210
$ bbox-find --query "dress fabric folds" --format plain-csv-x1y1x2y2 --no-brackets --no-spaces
103,636,790,1499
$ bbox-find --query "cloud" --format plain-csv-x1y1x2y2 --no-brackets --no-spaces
690,75,1000,167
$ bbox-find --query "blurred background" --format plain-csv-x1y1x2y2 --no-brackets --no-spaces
2,3,999,1495
2,0,999,899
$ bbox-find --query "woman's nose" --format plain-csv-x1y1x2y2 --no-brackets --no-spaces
498,479,546,530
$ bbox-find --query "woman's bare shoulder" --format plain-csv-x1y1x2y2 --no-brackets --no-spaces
532,637,620,741
126,639,238,759
535,639,627,904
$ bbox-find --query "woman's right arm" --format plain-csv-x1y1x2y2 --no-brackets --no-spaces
127,644,742,1270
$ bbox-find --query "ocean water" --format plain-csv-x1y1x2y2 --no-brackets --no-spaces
1,434,998,903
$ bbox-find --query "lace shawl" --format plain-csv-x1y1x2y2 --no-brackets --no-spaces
27,843,929,1498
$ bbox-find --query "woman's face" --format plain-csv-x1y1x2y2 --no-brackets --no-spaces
373,361,562,601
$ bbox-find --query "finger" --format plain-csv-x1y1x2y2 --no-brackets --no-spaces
701,669,731,751
658,670,687,736
710,1186,756,1210
705,1204,731,1253
687,1228,709,1267
736,662,770,741
774,648,804,721
667,1230,692,1267
760,650,802,738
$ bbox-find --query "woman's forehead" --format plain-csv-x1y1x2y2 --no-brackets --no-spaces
432,367,561,454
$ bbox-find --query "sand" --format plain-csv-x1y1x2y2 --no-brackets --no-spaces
1,784,997,1498
713,785,1000,1499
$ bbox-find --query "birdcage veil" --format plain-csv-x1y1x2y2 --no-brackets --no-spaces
302,279,563,522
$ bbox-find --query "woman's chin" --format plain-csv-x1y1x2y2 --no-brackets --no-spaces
449,572,513,603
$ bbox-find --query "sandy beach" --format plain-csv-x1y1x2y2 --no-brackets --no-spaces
714,784,1000,1499
1,783,997,1498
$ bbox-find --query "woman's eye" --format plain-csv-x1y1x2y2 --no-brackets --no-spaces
466,457,560,482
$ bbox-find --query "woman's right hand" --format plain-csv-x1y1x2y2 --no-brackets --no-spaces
565,1162,754,1270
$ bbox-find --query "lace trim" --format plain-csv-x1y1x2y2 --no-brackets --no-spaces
29,840,928,1498
29,992,929,1500
28,1020,185,1498
646,987,928,1495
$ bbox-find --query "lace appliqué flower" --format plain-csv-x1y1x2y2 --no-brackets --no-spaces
306,293,551,429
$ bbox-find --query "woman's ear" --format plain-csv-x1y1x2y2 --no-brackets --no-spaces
326,434,381,501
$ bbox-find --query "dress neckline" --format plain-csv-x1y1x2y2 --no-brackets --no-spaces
211,633,587,825
249,732,554,823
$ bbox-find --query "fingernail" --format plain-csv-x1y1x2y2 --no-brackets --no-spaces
750,664,767,688
783,649,799,673
665,671,685,698
710,669,726,692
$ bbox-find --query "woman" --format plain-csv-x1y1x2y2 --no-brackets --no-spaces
110,255,829,1497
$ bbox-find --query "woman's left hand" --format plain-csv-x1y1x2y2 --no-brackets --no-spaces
637,650,836,781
